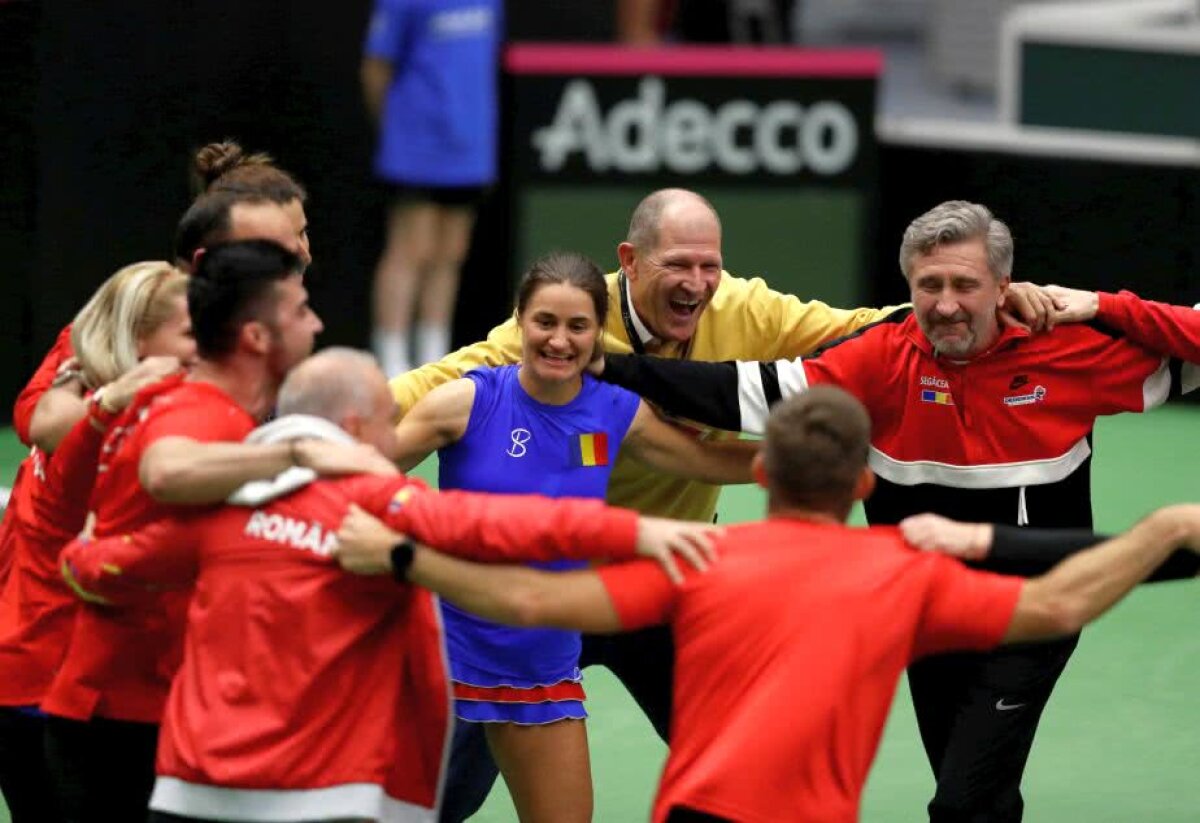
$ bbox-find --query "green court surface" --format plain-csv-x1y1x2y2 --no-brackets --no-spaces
1,403,1197,822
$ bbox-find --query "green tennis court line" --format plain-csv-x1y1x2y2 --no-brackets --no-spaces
2,403,1197,822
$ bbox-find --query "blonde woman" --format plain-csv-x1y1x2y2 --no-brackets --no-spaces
0,261,194,823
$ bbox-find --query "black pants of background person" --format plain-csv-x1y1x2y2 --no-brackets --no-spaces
43,714,159,823
438,625,676,823
580,625,675,741
0,707,65,823
908,635,1080,823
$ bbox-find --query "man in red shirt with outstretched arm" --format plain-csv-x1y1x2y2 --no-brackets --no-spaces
337,386,1200,823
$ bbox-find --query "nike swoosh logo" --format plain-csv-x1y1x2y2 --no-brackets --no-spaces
995,699,1026,711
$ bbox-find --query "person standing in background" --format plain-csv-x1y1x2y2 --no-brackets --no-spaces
362,0,502,378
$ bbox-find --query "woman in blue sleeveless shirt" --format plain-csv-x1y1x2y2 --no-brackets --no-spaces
391,252,755,823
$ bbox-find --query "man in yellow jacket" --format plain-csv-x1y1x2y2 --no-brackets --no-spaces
389,188,1049,822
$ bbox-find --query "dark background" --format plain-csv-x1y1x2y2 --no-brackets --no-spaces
1,0,1197,421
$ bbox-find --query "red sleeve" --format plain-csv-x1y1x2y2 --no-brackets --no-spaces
1098,291,1200,364
32,413,104,536
13,325,74,446
596,558,678,629
912,555,1023,659
1066,328,1172,415
355,477,641,563
799,326,889,410
60,515,200,606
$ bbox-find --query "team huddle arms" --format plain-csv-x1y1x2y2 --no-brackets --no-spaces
0,179,1198,823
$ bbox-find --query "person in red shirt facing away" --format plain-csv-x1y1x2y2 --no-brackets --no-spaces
334,386,1200,823
57,347,716,823
39,240,382,823
0,261,196,823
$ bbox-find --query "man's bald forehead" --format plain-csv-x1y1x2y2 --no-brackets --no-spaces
627,189,721,251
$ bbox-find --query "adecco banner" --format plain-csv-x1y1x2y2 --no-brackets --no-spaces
506,45,882,187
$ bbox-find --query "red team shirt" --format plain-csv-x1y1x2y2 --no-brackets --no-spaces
0,411,107,705
42,376,256,723
598,518,1022,823
60,475,641,822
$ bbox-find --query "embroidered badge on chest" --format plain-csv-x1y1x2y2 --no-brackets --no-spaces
1003,385,1047,407
919,389,955,406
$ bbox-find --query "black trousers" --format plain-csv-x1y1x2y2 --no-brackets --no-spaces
0,707,65,823
43,714,159,823
579,624,675,742
908,635,1080,823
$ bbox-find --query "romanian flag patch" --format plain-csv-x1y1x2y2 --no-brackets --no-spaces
387,486,416,513
920,389,954,406
570,432,609,467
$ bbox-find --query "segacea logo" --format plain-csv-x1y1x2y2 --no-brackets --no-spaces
531,77,859,176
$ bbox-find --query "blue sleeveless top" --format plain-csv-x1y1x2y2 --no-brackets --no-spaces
438,365,641,685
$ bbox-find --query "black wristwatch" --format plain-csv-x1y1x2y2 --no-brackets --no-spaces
390,538,416,582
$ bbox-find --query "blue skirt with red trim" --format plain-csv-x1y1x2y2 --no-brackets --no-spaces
442,591,588,724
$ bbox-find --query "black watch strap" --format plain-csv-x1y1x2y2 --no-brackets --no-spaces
390,539,416,582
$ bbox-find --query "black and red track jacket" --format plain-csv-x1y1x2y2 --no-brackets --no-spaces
600,308,1192,530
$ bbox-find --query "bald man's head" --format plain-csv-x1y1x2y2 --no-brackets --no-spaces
278,348,400,459
617,189,724,344
626,189,721,253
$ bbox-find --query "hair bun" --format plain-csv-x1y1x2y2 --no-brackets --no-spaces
192,141,278,194
193,141,247,189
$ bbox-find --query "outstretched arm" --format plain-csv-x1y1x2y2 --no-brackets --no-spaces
390,378,474,472
338,489,718,583
390,319,523,414
1003,505,1200,643
406,549,625,633
619,401,756,485
901,514,1200,582
60,516,200,606
1047,286,1200,364
600,354,805,435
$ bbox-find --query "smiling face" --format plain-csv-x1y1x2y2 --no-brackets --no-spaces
908,237,1008,358
619,200,722,343
517,282,602,385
